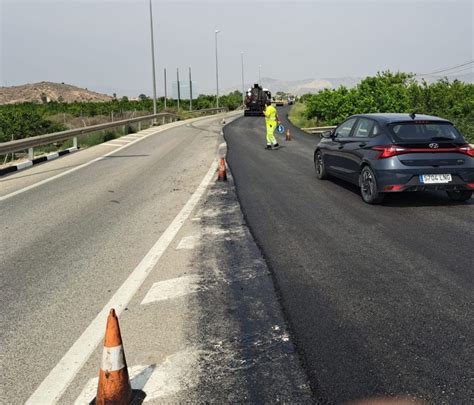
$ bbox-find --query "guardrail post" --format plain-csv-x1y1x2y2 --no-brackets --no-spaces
122,125,126,135
162,116,166,125
73,137,78,149
138,121,141,132
28,147,34,160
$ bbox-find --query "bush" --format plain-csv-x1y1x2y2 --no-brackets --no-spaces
303,72,474,143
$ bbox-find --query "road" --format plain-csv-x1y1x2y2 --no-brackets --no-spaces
0,113,311,404
224,106,474,403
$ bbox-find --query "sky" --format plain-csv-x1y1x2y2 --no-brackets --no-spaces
0,0,473,97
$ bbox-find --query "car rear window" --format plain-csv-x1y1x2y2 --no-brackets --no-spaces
389,122,464,142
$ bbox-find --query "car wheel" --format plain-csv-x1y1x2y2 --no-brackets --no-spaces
446,190,472,202
315,151,328,180
360,166,385,204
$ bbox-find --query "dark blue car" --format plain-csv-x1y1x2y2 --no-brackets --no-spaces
314,113,474,204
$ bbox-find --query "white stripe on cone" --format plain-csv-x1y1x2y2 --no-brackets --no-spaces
101,345,125,372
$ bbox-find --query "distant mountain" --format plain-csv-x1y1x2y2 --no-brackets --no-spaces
0,82,113,105
227,72,473,96
228,77,362,96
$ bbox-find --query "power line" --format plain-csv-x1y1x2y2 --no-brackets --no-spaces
421,65,474,78
415,60,474,77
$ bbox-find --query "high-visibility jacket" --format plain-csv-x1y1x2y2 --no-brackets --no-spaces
264,105,277,123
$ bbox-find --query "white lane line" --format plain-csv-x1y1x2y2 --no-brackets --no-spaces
100,143,123,147
26,160,218,404
105,142,129,147
74,349,200,404
0,121,185,202
176,235,200,250
141,275,201,305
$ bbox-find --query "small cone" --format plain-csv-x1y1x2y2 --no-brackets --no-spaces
217,157,227,181
96,309,132,405
286,128,292,141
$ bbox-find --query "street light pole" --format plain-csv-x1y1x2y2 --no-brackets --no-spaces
177,67,181,110
148,0,157,118
259,65,262,87
215,29,220,108
241,52,245,106
189,66,193,111
164,68,167,110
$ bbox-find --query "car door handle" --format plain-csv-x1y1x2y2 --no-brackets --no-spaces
359,143,367,147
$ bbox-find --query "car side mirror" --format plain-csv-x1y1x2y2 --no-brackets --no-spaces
321,130,334,139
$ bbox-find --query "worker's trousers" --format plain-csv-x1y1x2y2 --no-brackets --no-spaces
266,121,277,145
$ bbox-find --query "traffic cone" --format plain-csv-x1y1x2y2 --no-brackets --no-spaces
96,309,132,405
217,157,227,181
286,128,292,141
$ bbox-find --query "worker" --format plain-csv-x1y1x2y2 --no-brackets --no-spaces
263,100,280,149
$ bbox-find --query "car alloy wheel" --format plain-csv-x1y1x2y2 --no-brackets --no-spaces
315,151,328,180
360,166,384,204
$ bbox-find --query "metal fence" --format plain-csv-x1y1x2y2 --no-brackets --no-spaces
301,125,337,134
0,108,227,157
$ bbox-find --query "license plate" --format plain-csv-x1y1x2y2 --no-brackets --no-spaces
419,174,452,184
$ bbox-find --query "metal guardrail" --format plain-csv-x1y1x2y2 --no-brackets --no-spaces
0,108,228,156
301,125,337,134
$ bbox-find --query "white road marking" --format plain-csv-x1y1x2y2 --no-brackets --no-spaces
105,142,129,147
141,275,201,305
176,235,200,250
100,143,123,147
108,139,130,143
25,159,218,404
74,349,201,404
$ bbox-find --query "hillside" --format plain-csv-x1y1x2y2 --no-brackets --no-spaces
227,72,474,96
0,82,113,105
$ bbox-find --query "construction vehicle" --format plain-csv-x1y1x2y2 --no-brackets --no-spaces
244,84,271,116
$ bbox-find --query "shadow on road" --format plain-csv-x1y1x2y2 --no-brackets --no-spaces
327,177,473,207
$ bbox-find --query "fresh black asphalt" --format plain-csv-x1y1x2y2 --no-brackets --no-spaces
224,106,474,403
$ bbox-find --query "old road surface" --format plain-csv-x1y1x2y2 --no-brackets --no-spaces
0,112,312,404
224,106,474,404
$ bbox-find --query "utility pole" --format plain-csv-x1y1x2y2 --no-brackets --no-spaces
164,68,167,110
148,0,157,118
189,67,193,111
177,68,181,110
215,29,220,108
241,52,245,106
259,65,262,86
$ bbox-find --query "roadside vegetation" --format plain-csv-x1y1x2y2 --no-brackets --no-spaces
0,91,243,163
287,102,318,128
291,71,474,143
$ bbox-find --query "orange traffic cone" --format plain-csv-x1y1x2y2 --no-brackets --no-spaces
286,128,292,141
217,157,227,181
96,309,132,405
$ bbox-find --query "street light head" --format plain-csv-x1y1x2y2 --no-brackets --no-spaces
215,29,220,34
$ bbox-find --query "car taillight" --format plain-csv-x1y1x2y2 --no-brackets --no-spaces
458,145,474,157
373,144,474,158
383,185,406,191
372,145,407,159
